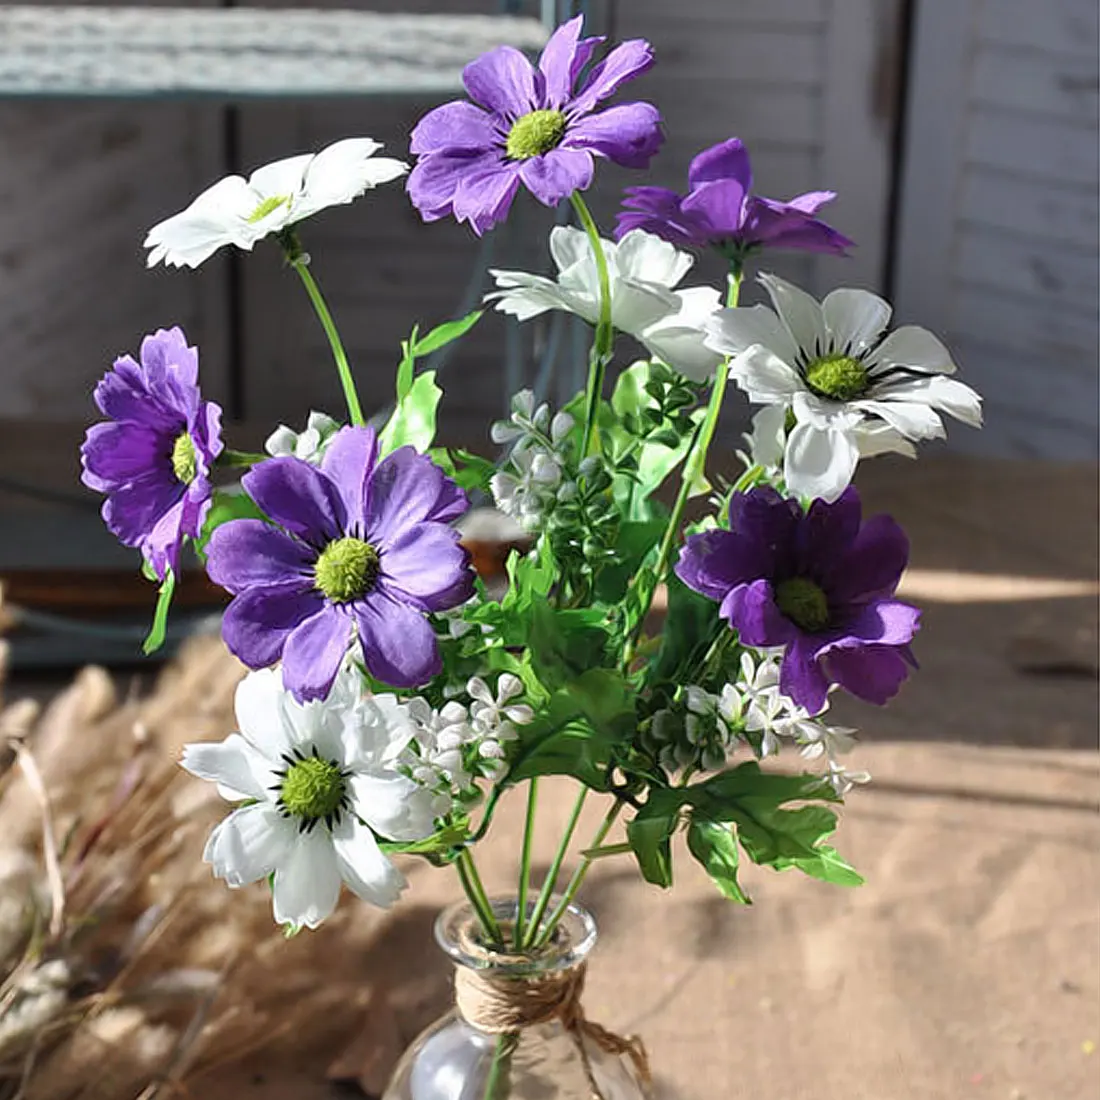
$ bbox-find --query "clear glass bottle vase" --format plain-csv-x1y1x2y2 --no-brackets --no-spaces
383,898,651,1100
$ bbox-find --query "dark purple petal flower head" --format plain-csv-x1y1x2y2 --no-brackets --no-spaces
616,137,853,258
675,486,919,713
80,326,223,580
205,427,474,702
407,15,663,235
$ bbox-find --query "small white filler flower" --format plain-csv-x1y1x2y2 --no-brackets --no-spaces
706,273,982,500
180,666,434,930
488,227,724,381
145,138,409,269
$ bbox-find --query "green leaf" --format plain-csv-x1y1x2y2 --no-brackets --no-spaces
194,487,266,559
646,573,722,692
379,818,469,859
626,788,688,888
379,369,442,454
687,817,751,904
528,601,613,693
395,325,420,401
776,844,865,887
504,694,610,790
593,518,665,604
449,448,498,495
142,568,176,655
563,668,636,740
413,310,483,356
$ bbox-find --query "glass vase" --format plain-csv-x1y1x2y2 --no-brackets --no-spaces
383,898,651,1100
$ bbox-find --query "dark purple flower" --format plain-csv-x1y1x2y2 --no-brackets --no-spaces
205,426,474,702
80,326,223,580
407,15,663,235
616,138,852,257
675,486,919,712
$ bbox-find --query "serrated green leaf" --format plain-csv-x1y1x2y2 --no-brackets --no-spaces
449,448,497,495
142,568,176,655
379,369,442,454
528,601,613,692
626,789,688,888
413,310,483,356
687,817,751,904
504,693,609,790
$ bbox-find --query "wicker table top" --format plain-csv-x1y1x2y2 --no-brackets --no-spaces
0,6,549,98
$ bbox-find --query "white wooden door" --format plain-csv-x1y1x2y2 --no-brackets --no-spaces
892,0,1099,459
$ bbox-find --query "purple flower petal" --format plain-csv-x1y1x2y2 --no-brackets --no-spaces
354,591,441,688
820,643,912,706
786,190,837,215
615,186,702,246
561,102,663,169
100,475,183,549
143,496,190,577
81,422,167,486
93,356,177,429
675,529,770,602
380,524,474,612
832,601,921,648
827,513,909,603
140,326,198,388
409,101,499,156
779,635,831,714
190,400,224,472
719,578,797,647
728,488,801,576
243,457,345,544
518,149,594,205
452,162,523,234
688,137,752,192
796,487,862,576
568,38,655,115
463,45,540,118
281,604,353,702
320,426,378,533
538,15,605,108
680,179,748,236
367,446,469,545
206,518,314,594
221,582,324,670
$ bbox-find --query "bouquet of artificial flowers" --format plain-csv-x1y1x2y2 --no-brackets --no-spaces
79,15,981,1096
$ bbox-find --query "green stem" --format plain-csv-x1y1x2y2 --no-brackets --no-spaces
219,448,268,468
570,192,613,457
523,786,588,949
456,849,503,946
533,797,623,949
623,265,744,662
512,779,539,948
482,1034,517,1100
288,255,365,427
578,841,633,859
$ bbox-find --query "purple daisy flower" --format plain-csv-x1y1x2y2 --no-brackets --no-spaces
407,15,663,235
675,486,920,713
616,138,853,258
80,326,223,580
205,426,474,702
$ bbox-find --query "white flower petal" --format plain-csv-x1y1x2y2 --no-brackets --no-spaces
331,818,407,909
496,673,523,701
272,827,342,929
549,225,592,275
729,345,806,404
747,406,787,469
234,668,293,762
866,325,957,375
294,139,407,222
875,374,982,428
344,694,414,769
143,175,256,268
246,153,313,206
705,303,800,364
784,420,860,502
614,229,694,290
639,285,724,382
759,273,827,357
265,424,297,457
611,277,679,337
822,288,892,355
203,802,294,887
854,420,918,459
487,271,573,322
180,733,270,802
466,677,494,706
855,399,945,441
349,773,436,842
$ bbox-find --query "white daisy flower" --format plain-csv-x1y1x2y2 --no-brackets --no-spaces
706,273,983,501
265,410,341,465
487,227,724,381
824,759,872,797
145,138,409,269
180,666,434,930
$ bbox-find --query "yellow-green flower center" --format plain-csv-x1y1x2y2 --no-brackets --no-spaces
775,577,830,633
804,354,869,402
506,109,568,160
247,194,292,224
314,536,380,603
279,754,347,825
171,432,198,484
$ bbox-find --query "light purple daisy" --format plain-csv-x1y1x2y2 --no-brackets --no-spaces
205,426,474,702
407,15,663,235
80,327,223,580
675,486,919,713
616,138,852,258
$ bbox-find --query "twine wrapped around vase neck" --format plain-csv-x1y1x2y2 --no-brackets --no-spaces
455,960,652,1099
